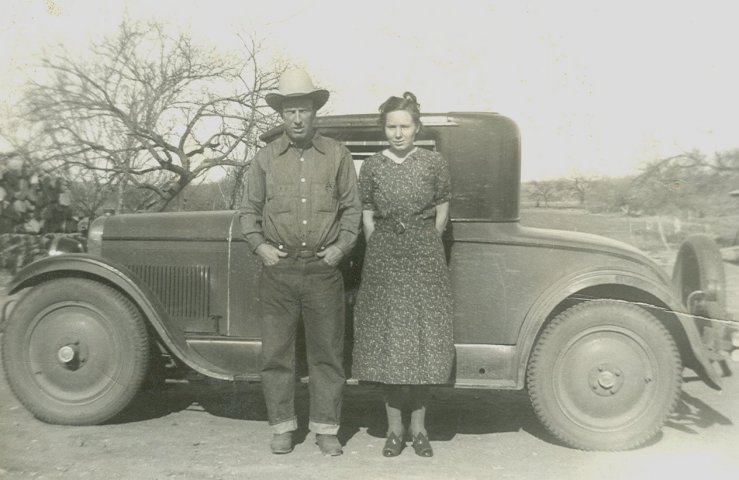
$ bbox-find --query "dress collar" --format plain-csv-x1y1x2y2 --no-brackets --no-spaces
381,147,417,164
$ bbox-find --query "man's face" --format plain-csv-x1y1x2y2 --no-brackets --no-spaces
281,97,316,146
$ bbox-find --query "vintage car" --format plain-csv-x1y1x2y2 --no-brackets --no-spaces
1,112,737,451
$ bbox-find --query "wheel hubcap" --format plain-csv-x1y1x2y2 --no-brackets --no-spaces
24,302,121,403
554,326,659,431
57,344,78,364
588,363,624,396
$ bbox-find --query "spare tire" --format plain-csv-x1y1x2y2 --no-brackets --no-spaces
672,234,732,377
672,234,726,314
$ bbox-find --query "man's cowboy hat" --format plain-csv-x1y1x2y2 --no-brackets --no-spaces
266,69,330,112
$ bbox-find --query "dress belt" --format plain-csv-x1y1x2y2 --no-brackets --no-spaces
374,217,434,234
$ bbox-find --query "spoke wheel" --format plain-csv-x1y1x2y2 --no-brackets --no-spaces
2,278,149,425
527,300,682,450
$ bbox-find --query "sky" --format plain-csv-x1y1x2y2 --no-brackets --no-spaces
1,0,738,180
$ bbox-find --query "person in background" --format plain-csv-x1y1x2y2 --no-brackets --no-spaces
352,91,455,457
240,69,361,456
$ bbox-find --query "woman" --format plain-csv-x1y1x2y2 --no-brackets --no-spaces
352,92,454,457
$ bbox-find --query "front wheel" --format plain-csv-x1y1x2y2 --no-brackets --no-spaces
2,278,150,425
527,300,682,450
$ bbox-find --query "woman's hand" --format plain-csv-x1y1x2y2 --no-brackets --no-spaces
362,210,376,241
435,202,450,235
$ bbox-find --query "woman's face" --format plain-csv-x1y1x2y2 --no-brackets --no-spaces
384,110,420,156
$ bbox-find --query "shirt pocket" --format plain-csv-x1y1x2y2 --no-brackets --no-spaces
267,185,293,214
311,184,337,213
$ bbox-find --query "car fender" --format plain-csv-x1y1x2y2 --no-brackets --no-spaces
7,254,234,380
515,267,721,390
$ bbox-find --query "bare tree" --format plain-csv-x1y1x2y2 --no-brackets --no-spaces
526,180,558,208
641,149,739,176
63,165,117,219
569,176,594,205
17,21,281,212
630,149,739,216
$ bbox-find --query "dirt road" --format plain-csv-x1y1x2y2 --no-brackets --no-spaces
2,267,739,480
1,352,738,480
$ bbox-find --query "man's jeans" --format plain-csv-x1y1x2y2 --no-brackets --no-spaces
258,255,345,435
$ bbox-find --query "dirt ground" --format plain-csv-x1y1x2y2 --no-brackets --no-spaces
1,252,738,479
1,339,739,480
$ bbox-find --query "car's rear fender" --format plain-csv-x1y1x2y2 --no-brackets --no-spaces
516,268,721,390
6,254,235,380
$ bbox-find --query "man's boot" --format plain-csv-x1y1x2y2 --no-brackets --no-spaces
270,432,293,454
316,434,343,456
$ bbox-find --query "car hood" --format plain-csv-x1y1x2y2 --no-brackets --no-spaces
99,210,241,241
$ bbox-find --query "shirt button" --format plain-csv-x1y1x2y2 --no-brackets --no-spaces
300,157,305,162
300,178,306,183
302,220,307,225
301,198,306,203
301,242,306,246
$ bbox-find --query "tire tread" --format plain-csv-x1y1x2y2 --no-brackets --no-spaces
527,299,682,451
1,278,150,425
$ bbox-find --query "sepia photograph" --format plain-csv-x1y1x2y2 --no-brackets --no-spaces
1,1,738,479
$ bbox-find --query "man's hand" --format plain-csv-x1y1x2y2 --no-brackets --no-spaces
316,245,343,267
256,243,288,266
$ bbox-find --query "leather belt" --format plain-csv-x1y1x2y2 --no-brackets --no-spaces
267,241,325,257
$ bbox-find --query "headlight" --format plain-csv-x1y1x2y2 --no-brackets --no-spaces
87,216,107,256
48,236,85,256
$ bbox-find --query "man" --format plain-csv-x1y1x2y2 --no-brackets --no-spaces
240,69,361,456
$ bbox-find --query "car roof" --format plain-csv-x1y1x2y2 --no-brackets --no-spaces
260,112,501,142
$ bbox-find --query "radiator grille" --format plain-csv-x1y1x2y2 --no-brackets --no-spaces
127,264,210,319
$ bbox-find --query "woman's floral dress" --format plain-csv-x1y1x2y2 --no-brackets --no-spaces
352,147,455,384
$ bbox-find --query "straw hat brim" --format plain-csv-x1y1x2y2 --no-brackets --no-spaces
265,90,330,112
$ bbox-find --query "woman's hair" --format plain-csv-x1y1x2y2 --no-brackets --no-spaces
378,91,421,127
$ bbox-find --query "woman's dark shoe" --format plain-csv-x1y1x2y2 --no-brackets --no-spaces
411,432,433,457
382,431,405,457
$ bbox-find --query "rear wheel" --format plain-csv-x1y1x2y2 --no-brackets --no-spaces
527,300,682,450
2,278,150,425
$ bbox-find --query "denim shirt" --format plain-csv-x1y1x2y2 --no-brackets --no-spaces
240,133,361,255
